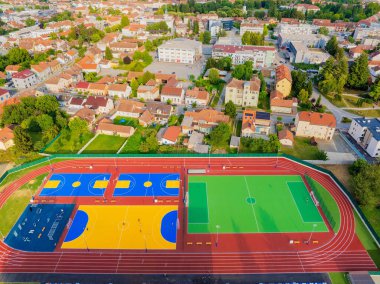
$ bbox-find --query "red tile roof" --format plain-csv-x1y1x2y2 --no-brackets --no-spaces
298,111,336,128
163,126,181,143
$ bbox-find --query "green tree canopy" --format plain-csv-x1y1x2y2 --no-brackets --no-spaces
347,53,370,90
209,122,231,147
208,68,220,84
14,126,33,153
224,100,236,118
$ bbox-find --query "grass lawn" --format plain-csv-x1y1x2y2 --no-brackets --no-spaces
360,205,380,237
82,134,126,154
210,82,225,107
329,272,349,284
113,116,139,128
0,173,48,237
235,119,242,136
280,137,321,160
121,129,143,153
347,109,380,117
44,132,94,154
306,176,340,233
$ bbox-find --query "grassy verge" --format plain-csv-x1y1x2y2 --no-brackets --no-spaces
346,109,380,117
329,272,349,284
82,134,126,154
235,119,242,136
306,176,340,233
44,132,94,154
0,173,48,237
121,129,143,153
354,210,380,268
113,116,139,127
280,137,321,160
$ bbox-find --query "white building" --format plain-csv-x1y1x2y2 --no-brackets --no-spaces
240,23,264,35
12,69,38,89
277,23,314,35
158,38,202,64
348,118,380,157
212,44,275,68
289,42,330,64
353,25,380,41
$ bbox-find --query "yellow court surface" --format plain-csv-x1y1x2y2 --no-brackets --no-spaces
93,180,109,188
44,180,60,188
62,205,178,250
166,180,180,189
115,180,131,188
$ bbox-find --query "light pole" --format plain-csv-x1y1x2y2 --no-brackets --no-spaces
307,224,317,244
215,225,220,247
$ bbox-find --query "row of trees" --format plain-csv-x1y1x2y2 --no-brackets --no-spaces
146,21,170,34
241,31,265,46
205,57,232,71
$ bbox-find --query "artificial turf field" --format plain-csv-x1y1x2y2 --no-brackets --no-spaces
188,175,328,234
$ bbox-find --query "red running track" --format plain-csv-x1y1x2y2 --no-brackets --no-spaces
0,157,377,274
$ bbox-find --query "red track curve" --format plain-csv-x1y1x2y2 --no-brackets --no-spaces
0,157,377,274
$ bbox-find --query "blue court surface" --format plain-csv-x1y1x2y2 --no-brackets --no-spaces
40,173,111,197
113,173,180,197
5,203,74,252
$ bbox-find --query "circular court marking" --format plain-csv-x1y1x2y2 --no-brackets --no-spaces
144,181,152,188
246,197,256,204
72,181,81,188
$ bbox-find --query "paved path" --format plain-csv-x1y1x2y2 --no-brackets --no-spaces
77,133,98,154
311,87,360,129
215,85,226,111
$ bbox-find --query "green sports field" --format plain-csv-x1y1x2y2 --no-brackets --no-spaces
187,175,328,234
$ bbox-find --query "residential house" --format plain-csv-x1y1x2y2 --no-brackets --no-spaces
185,88,209,107
348,117,380,157
278,129,294,146
67,97,85,114
31,62,52,81
160,126,181,145
241,110,271,137
108,84,131,98
182,109,229,134
96,118,135,138
146,101,173,125
111,99,145,119
295,111,336,140
75,81,90,94
73,107,96,126
187,131,204,150
47,60,62,73
275,65,292,98
0,89,10,103
5,65,20,79
83,96,114,114
139,110,155,127
225,77,261,107
0,126,14,150
137,84,160,101
12,69,38,89
270,90,297,114
87,83,108,96
160,86,184,105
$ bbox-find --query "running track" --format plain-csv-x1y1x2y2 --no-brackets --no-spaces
0,157,377,274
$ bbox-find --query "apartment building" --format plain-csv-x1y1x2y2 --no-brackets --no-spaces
225,77,261,107
277,23,314,35
241,110,271,137
295,111,336,140
158,38,202,64
348,118,380,157
12,69,38,89
240,22,264,35
212,44,275,68
275,65,292,98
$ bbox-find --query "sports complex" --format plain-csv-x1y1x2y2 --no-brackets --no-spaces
0,155,378,274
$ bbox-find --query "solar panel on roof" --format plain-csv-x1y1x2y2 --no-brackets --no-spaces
256,112,270,120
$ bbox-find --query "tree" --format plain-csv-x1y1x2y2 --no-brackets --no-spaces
35,95,59,114
14,126,33,153
121,16,130,28
209,123,231,147
130,79,139,97
7,48,31,65
105,46,113,60
193,20,199,34
262,24,268,37
36,114,54,132
138,71,155,85
349,164,380,206
25,18,36,27
325,36,338,57
208,68,219,84
347,53,369,90
291,70,312,97
318,27,329,35
241,31,264,45
349,159,369,176
232,61,253,80
369,79,380,101
298,89,310,105
200,31,211,44
224,101,236,118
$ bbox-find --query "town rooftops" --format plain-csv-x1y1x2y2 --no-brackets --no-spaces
12,69,35,79
161,86,183,97
227,77,261,92
163,126,181,143
76,81,90,89
0,89,9,96
298,111,336,128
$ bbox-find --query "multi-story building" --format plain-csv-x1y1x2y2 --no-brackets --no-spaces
353,25,380,41
277,23,313,35
158,38,202,64
240,23,264,35
12,69,38,89
212,44,275,68
295,111,336,140
275,65,292,98
160,86,185,105
225,77,261,107
289,42,330,64
241,110,271,138
181,109,229,134
348,118,380,157
278,33,328,48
